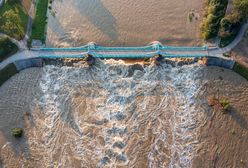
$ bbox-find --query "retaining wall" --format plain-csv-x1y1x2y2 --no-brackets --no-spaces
14,58,43,71
206,57,235,69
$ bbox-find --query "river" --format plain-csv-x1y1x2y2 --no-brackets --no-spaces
27,61,205,167
46,0,204,47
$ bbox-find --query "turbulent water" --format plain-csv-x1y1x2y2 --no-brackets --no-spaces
46,0,204,47
24,60,205,167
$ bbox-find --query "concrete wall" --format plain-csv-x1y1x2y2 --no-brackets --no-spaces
14,58,44,71
206,57,235,69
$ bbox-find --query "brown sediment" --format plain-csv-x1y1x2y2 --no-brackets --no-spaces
192,66,248,168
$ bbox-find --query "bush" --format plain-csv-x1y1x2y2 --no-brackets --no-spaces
7,0,20,5
0,37,18,62
11,127,23,138
201,0,229,40
219,99,231,113
0,63,18,86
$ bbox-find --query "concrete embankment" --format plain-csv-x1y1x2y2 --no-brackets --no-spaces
205,57,235,69
14,58,43,71
0,59,43,86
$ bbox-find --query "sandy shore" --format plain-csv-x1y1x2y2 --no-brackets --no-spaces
0,65,247,167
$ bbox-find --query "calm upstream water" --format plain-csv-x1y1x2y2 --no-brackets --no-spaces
46,0,204,47
24,60,205,167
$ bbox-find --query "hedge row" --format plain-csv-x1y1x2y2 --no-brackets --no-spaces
0,63,18,86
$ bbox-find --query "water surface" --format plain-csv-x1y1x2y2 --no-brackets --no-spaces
46,0,204,47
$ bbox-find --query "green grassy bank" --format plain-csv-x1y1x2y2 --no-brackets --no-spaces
0,1,28,40
0,63,18,86
0,37,18,62
31,0,49,42
233,62,248,80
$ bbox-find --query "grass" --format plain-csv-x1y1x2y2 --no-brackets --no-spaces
0,37,18,62
0,63,18,86
31,0,49,42
0,1,28,40
233,62,248,80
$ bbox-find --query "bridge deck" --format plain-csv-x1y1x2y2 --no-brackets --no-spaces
33,43,209,59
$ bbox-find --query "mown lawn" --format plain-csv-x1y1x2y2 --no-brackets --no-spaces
233,62,248,80
31,0,49,42
0,63,18,86
0,37,18,62
0,1,28,40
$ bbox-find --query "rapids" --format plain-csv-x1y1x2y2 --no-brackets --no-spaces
27,60,205,167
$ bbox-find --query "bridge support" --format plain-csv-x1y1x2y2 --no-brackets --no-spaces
84,54,96,66
153,54,164,65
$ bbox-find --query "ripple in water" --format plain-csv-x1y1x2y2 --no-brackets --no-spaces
29,60,205,167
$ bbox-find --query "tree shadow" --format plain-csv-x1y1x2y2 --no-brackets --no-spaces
72,0,118,41
228,107,248,130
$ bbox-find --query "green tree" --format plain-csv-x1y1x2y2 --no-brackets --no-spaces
8,0,21,5
1,10,25,39
234,0,248,20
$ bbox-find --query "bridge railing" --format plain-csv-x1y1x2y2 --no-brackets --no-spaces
38,51,207,59
34,43,208,52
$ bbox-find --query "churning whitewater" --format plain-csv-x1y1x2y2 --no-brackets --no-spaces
28,60,205,167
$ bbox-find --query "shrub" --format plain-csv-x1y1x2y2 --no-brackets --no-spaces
0,37,18,62
0,63,18,86
8,0,20,5
11,127,23,138
201,0,229,40
219,99,231,113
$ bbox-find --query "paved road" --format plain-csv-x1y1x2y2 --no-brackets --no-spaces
209,23,248,56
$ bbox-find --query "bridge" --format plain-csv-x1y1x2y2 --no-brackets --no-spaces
0,41,224,70
34,42,209,59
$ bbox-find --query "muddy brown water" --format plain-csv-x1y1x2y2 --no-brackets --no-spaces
46,0,204,47
0,61,207,167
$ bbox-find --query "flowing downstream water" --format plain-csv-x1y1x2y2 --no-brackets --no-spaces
24,60,205,167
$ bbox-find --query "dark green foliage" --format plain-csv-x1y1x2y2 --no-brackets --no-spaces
233,62,248,80
234,0,248,20
0,38,18,62
11,127,23,138
8,0,21,5
201,0,229,40
218,0,248,47
0,63,18,86
31,0,49,42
